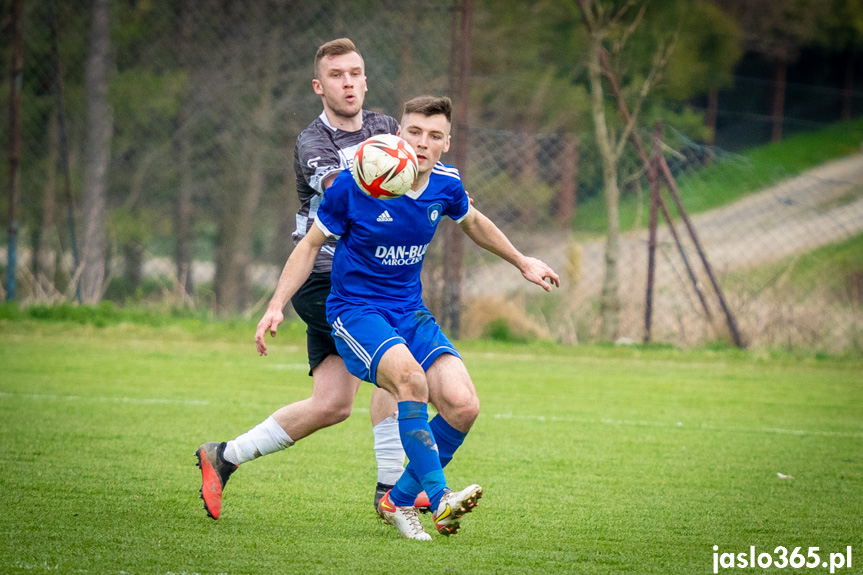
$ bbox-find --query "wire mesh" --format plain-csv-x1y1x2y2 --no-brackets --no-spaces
1,1,861,353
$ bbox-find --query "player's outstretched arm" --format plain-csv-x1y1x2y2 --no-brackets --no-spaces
459,207,560,292
255,226,327,356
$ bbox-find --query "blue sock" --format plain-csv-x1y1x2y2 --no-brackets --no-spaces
429,413,467,468
391,414,467,508
391,467,423,506
389,401,447,508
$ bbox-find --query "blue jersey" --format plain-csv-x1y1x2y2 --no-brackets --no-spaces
315,163,470,314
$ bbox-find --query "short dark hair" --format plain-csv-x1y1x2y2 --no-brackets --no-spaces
314,38,362,78
402,96,452,123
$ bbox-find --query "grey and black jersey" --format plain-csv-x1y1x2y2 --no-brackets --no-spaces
293,109,399,273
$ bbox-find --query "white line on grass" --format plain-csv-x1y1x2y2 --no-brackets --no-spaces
10,563,220,575
4,392,858,439
268,363,312,371
492,412,863,438
0,391,209,406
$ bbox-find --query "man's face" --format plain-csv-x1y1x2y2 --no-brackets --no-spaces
398,113,451,174
312,52,367,120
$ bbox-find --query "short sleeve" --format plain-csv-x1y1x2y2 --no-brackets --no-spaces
316,171,354,238
297,131,342,194
445,181,471,223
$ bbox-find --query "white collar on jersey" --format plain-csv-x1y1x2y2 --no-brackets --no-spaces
319,110,336,131
405,179,429,200
319,110,366,133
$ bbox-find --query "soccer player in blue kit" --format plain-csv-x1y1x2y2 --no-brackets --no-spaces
255,95,560,540
196,38,422,522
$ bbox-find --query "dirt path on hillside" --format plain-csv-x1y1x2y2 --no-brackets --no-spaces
464,152,863,301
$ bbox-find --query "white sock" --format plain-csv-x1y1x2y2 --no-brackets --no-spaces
223,416,294,465
373,416,406,486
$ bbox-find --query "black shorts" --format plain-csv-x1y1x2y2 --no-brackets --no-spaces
291,272,339,375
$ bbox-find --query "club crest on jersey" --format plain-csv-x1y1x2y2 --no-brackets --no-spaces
427,203,443,227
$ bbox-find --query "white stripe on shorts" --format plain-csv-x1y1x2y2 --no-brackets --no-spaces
333,317,372,369
372,337,404,366
418,345,458,369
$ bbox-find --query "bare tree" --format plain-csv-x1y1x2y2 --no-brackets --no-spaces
174,0,195,300
823,0,863,121
213,5,281,314
80,0,112,303
36,112,59,295
579,0,673,340
713,0,827,142
6,0,23,301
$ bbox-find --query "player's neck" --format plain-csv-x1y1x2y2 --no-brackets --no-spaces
323,107,363,132
411,171,432,191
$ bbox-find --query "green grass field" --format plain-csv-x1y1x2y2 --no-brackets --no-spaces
1,319,861,574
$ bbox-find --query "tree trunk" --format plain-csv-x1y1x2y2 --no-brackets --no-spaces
80,0,112,304
587,34,621,341
555,134,578,228
49,0,80,301
174,0,195,298
214,219,242,314
37,111,60,292
841,51,854,121
519,121,541,223
770,47,787,143
6,0,23,302
123,240,143,293
174,133,194,297
598,164,621,342
215,25,278,314
705,88,718,145
442,0,472,338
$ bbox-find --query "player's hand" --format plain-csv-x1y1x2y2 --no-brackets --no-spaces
255,309,284,356
520,257,560,292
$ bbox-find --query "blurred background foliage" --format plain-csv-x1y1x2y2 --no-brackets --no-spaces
1,0,862,351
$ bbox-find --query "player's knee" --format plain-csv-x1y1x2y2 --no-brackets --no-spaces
436,382,479,427
324,402,353,425
310,396,353,426
465,393,480,421
394,366,428,402
453,390,480,424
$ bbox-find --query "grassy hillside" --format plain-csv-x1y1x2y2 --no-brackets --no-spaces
726,233,863,297
573,117,863,235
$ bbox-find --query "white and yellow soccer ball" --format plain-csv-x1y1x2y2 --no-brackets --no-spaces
352,134,418,200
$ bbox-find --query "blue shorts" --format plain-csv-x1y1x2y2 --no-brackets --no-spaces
327,304,460,385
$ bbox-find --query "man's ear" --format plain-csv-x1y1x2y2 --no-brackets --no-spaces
312,79,323,95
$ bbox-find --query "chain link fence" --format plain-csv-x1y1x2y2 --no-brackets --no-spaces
2,1,862,354
451,128,863,353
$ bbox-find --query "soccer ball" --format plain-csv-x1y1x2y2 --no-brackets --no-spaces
352,134,418,200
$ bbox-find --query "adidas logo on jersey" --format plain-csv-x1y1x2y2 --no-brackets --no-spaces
377,210,393,222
